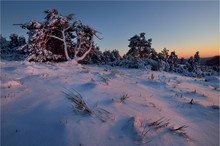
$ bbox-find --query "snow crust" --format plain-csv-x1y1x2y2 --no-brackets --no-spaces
1,60,219,146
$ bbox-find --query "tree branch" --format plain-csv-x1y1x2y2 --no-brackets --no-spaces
75,40,81,59
49,35,63,42
64,26,71,32
77,36,94,63
94,33,103,40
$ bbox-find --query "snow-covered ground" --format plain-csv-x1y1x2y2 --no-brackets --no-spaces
1,60,219,146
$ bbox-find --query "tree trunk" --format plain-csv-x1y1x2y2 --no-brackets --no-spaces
76,37,93,63
62,30,71,61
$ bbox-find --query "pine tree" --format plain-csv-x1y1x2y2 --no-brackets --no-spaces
127,33,152,58
161,48,169,62
18,36,26,46
9,34,19,48
1,34,28,60
179,57,186,64
187,56,194,72
0,35,9,49
194,51,200,65
168,51,178,71
17,8,102,62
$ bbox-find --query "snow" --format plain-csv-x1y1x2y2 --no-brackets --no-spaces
1,60,219,146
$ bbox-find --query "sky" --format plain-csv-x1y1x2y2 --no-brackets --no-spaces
1,1,219,58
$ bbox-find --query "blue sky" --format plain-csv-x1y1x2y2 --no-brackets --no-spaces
1,1,219,57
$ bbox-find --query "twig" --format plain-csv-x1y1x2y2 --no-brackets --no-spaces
189,99,194,104
170,125,188,131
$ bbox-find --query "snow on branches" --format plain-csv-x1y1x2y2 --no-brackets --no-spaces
18,8,102,63
0,34,28,61
127,33,152,58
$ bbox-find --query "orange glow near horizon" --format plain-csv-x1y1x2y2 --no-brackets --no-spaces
119,38,220,58
174,49,219,58
119,46,219,58
170,44,219,58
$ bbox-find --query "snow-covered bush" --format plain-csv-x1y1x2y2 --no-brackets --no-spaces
174,64,187,74
113,33,219,77
103,49,121,63
103,50,115,63
0,34,28,61
158,60,170,72
108,55,158,70
0,35,9,49
110,56,141,68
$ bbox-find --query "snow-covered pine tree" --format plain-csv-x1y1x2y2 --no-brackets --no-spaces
111,49,121,61
161,48,169,62
0,35,9,49
179,57,186,65
168,51,178,71
9,34,19,48
18,36,26,46
0,34,28,60
127,33,152,58
103,50,114,63
194,51,200,65
149,48,159,61
186,56,194,72
18,8,102,63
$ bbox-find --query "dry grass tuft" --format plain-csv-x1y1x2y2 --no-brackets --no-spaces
99,76,109,85
93,107,115,122
64,88,114,122
189,99,194,105
63,89,92,113
148,73,154,80
169,125,189,139
148,117,169,129
119,93,130,103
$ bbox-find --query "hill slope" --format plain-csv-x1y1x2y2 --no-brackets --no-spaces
1,60,219,146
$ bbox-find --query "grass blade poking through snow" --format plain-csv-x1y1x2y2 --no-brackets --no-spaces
120,93,130,103
169,125,190,140
63,88,92,113
114,92,130,103
93,107,115,122
64,88,115,122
